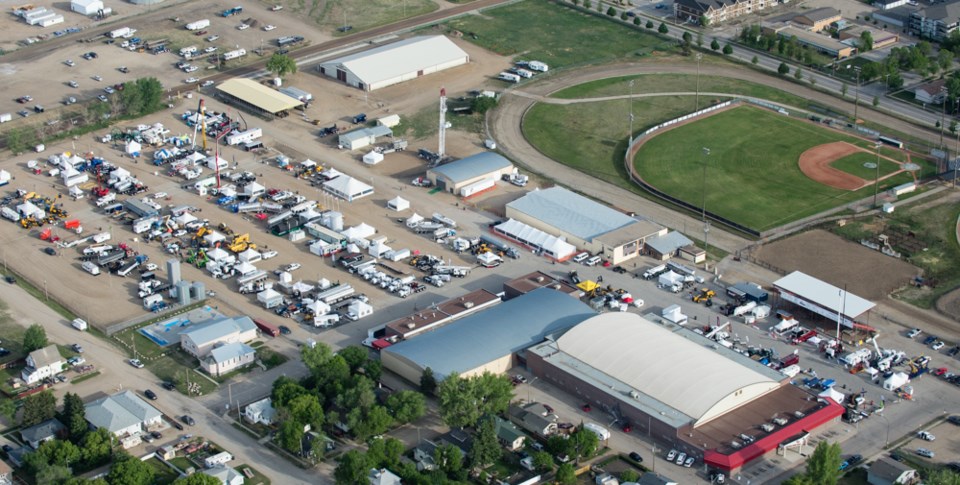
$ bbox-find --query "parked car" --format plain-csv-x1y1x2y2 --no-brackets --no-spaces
43,248,56,256
17,110,29,118
128,358,144,368
71,344,84,353
684,456,695,467
144,389,158,400
92,75,102,81
948,415,960,426
98,95,108,102
171,421,183,431
204,46,217,53
184,77,199,84
629,451,643,463
103,86,115,94
181,415,196,426
263,24,276,31
261,250,278,259
676,452,687,465
68,80,79,88
118,66,129,73
161,381,176,391
279,325,291,335
284,263,301,272
666,449,677,461
923,335,938,345
932,341,945,351
151,431,162,439
64,59,75,66
206,35,219,41
907,328,921,338
201,80,215,87
916,448,935,458
918,431,936,441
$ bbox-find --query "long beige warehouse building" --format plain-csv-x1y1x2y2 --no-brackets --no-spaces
318,35,469,91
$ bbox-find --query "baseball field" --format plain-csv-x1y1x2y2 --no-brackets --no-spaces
632,105,926,232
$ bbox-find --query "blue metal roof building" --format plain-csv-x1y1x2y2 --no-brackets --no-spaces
426,152,514,193
506,187,637,243
381,288,596,383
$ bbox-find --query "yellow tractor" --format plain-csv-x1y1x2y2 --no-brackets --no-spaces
19,217,39,229
692,288,716,303
218,222,235,236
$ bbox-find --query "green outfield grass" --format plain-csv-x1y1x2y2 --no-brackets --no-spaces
443,1,671,69
633,105,918,231
829,152,901,180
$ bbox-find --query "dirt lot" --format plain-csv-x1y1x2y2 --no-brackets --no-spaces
0,35,516,329
752,229,920,301
0,0,334,117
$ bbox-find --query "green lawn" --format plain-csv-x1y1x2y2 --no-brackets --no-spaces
146,457,180,484
632,105,917,231
168,456,194,473
829,152,901,180
443,1,671,69
295,0,438,35
525,95,702,193
235,463,271,485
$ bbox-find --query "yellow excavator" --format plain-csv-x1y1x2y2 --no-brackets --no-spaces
227,233,256,253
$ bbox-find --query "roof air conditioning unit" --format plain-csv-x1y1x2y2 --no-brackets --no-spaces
535,276,544,283
406,323,415,329
464,301,474,309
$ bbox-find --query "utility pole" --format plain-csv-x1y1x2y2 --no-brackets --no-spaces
853,66,862,122
695,53,703,113
701,147,711,264
940,86,948,150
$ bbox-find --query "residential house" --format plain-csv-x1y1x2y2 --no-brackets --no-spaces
674,0,779,26
596,474,620,485
909,1,960,41
368,468,402,485
412,440,439,471
436,429,473,456
20,418,65,450
243,397,277,425
203,342,256,376
85,390,163,437
868,457,919,485
508,402,559,438
489,416,528,452
637,473,679,485
180,316,258,358
914,79,948,104
20,345,63,385
204,466,245,485
792,7,842,32
204,451,233,469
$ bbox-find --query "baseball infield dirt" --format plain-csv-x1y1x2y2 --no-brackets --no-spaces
797,141,871,191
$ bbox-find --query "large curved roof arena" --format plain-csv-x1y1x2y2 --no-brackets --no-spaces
556,313,782,425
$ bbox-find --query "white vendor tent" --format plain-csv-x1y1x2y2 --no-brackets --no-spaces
362,151,384,165
125,140,142,156
238,249,261,263
658,271,684,288
387,196,409,211
405,213,424,227
322,175,374,202
492,218,576,261
174,212,197,226
818,387,845,404
203,231,226,245
206,247,232,262
342,223,376,241
234,261,258,276
257,288,284,309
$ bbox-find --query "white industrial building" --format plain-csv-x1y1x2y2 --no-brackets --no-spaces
318,36,469,91
71,0,104,15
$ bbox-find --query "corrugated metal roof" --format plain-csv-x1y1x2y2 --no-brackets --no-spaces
339,125,393,143
209,342,255,364
773,271,875,318
181,316,257,348
320,36,468,86
507,187,637,242
428,152,513,184
645,231,694,254
216,78,303,114
555,313,780,422
382,288,596,379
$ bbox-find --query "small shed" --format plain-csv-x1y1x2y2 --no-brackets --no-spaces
338,126,392,151
377,114,401,128
387,196,409,211
257,288,284,309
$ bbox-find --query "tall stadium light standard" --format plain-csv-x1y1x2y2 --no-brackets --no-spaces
628,80,635,144
701,147,711,262
695,53,703,113
873,141,882,207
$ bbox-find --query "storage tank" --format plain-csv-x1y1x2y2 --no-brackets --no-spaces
166,259,181,286
325,211,343,231
176,280,192,306
191,281,206,301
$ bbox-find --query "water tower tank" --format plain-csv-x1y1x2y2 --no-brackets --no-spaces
191,281,206,301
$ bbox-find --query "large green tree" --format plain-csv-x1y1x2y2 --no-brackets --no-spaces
61,392,87,440
80,428,114,467
277,419,305,453
173,474,222,485
556,462,576,484
386,390,426,424
23,323,48,352
805,441,842,485
21,391,57,427
571,427,599,459
266,54,298,78
107,451,155,485
367,437,404,469
532,450,554,471
334,450,369,485
434,443,463,475
438,372,513,428
35,464,72,484
36,439,81,467
271,376,308,408
925,469,960,485
468,418,501,470
420,367,437,394
288,394,324,430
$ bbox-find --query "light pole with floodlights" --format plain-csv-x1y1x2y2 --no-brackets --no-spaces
873,141,881,207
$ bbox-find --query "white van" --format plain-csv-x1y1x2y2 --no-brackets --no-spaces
583,422,611,441
572,252,590,263
584,255,602,266
82,261,101,276
780,364,801,378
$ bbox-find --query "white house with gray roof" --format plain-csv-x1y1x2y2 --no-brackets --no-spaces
203,342,256,377
21,344,63,385
85,390,162,436
204,466,245,485
180,316,258,358
243,397,277,425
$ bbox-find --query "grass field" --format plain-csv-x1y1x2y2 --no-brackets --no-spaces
829,152,901,180
443,1,671,69
295,0,438,35
632,106,918,231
